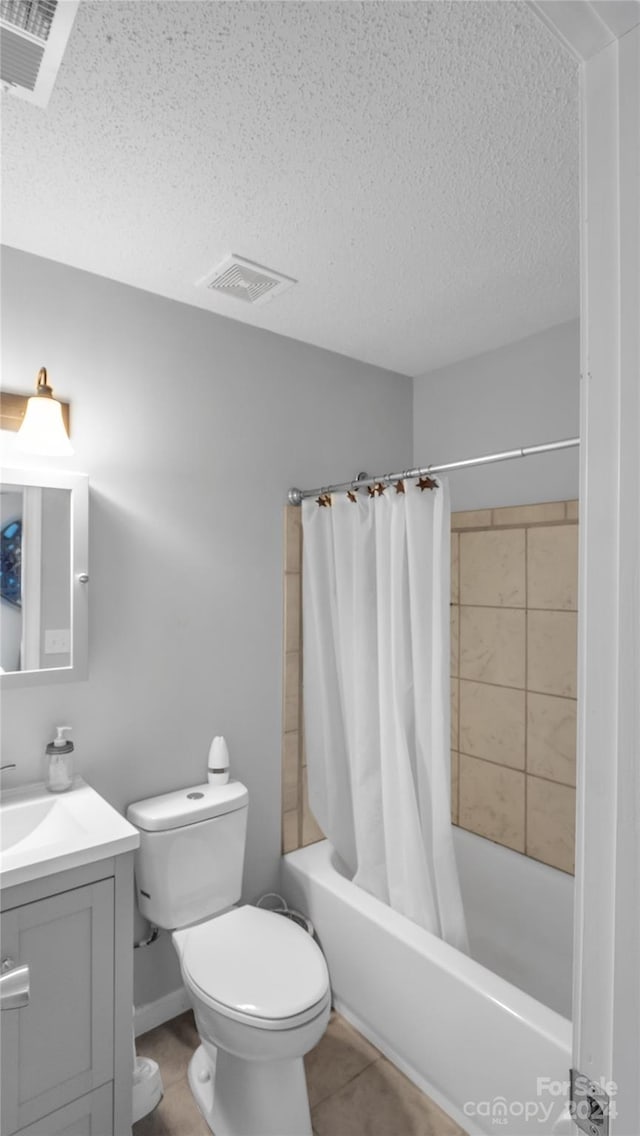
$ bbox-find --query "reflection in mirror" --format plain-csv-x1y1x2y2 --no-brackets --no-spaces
0,486,71,673
0,468,88,687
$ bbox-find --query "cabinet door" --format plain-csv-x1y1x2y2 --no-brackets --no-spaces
13,1084,113,1136
1,880,115,1136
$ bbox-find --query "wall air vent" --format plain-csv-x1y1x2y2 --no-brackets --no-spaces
197,255,297,307
1,0,79,107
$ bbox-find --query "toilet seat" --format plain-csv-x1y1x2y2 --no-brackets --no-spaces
175,906,330,1031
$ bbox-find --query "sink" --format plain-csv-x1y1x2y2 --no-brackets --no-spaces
0,779,139,889
1,795,86,852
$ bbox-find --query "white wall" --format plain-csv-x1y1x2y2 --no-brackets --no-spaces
413,320,580,511
0,246,412,1006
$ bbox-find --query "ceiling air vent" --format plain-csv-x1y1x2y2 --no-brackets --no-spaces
197,255,297,307
1,0,79,107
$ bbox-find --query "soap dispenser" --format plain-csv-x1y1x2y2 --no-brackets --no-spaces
45,726,74,793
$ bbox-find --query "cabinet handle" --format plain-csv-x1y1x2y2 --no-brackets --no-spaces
0,957,30,1010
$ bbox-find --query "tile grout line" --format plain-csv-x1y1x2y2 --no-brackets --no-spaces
457,675,577,699
524,532,530,847
456,749,576,790
456,533,461,825
452,518,578,533
309,1054,380,1112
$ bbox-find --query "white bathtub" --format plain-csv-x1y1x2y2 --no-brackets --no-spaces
282,829,573,1136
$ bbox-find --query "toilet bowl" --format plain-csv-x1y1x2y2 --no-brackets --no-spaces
173,905,331,1136
127,781,331,1136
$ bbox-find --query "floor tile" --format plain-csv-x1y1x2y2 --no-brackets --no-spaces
304,1010,380,1108
136,1010,199,1090
312,1056,466,1136
134,1009,465,1136
133,1074,210,1136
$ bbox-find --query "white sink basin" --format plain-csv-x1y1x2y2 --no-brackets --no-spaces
0,779,139,889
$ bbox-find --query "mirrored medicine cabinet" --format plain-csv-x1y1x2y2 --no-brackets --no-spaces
0,467,88,688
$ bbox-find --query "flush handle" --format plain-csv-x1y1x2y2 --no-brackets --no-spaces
0,958,30,1010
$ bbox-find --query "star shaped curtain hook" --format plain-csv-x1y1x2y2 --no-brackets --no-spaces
347,490,358,502
367,485,376,497
316,493,332,507
374,482,386,496
417,476,438,491
394,480,405,494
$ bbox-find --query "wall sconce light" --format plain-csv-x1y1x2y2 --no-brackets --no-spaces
1,368,73,456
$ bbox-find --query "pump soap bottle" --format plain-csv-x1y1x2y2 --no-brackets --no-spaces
45,726,74,792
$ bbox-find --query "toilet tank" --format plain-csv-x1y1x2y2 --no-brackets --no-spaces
126,781,248,930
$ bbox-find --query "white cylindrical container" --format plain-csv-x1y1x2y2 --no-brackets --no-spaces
208,735,230,785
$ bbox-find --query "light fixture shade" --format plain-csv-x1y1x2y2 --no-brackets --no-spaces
16,393,74,456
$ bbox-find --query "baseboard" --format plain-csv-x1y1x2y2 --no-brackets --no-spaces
134,986,191,1037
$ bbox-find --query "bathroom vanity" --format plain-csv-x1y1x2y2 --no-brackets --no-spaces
0,781,139,1136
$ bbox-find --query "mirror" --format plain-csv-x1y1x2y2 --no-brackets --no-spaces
0,467,88,687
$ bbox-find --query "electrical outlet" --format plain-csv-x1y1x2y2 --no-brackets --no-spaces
44,629,71,655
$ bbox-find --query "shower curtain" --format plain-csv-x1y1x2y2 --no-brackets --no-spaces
302,477,468,951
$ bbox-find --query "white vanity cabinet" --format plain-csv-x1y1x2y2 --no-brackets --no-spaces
1,854,135,1136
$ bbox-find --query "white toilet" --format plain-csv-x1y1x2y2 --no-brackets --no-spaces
127,781,331,1136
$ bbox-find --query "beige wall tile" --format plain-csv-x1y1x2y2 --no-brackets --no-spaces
450,678,459,750
527,694,576,785
282,730,300,812
460,528,525,607
282,809,299,854
526,777,575,873
527,610,577,697
283,571,301,651
565,500,579,521
451,751,459,824
527,525,578,611
460,607,526,688
284,506,302,572
451,532,459,603
491,501,565,527
459,680,525,769
302,768,325,846
459,754,525,852
451,509,492,530
450,605,459,677
283,650,301,732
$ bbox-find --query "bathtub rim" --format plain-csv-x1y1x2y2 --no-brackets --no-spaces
283,838,572,1050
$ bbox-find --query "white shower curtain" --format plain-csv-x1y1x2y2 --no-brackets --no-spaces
302,478,468,951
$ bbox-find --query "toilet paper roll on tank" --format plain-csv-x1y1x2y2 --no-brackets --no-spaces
208,736,230,785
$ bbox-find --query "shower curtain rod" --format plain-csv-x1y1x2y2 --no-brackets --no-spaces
287,437,580,505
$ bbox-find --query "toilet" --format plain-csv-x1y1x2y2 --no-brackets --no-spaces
127,781,331,1136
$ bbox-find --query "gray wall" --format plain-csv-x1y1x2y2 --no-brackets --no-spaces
413,320,580,511
0,246,412,1006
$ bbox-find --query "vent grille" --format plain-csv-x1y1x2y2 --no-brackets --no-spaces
197,255,297,307
1,0,56,41
1,0,78,106
1,25,44,89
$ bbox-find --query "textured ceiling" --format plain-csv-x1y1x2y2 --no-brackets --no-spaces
1,1,579,376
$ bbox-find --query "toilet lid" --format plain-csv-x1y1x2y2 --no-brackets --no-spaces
179,906,329,1021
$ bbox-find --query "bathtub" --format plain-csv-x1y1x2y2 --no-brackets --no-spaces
281,828,573,1136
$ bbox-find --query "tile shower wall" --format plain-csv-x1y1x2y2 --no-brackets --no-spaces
282,500,578,875
452,501,578,873
282,507,324,853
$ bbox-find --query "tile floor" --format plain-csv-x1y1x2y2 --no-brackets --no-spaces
134,1009,467,1136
